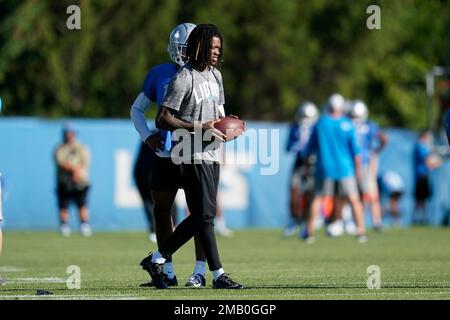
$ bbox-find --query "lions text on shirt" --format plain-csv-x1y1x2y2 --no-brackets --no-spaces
161,64,225,163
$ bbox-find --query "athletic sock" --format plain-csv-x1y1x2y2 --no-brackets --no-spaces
163,262,175,279
212,268,225,281
193,260,206,276
151,251,166,264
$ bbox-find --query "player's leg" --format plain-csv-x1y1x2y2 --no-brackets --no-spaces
361,171,383,230
142,163,242,289
389,192,402,226
284,165,302,236
75,187,92,237
368,159,383,230
413,175,429,224
185,163,242,289
185,234,207,287
342,177,367,242
305,196,321,240
57,186,71,237
368,188,383,230
133,149,157,241
304,177,329,241
152,189,177,254
140,157,185,288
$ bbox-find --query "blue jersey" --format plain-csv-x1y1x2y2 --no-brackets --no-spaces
413,141,430,177
142,63,177,151
306,115,359,179
446,109,450,137
286,121,314,160
353,120,380,166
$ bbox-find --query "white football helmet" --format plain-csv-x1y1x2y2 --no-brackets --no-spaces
328,93,345,112
296,101,319,124
350,100,369,122
168,23,196,67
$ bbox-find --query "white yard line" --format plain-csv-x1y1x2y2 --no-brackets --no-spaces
0,266,26,272
5,277,65,283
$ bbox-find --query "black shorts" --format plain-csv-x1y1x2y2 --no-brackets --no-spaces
414,175,432,202
57,185,89,210
180,163,220,221
150,156,182,190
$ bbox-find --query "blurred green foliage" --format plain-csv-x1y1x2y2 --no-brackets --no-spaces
0,0,449,128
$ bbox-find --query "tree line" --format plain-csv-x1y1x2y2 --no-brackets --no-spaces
0,0,449,129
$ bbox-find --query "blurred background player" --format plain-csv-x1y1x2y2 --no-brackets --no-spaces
131,23,209,288
283,101,318,237
378,170,405,227
214,193,233,237
412,130,442,225
54,124,92,237
133,141,177,243
304,93,367,243
349,100,388,230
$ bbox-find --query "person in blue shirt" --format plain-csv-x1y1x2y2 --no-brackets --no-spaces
349,100,388,231
412,130,442,224
130,23,208,288
304,93,367,243
283,101,319,237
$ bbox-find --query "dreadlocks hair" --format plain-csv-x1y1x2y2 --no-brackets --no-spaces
186,24,223,71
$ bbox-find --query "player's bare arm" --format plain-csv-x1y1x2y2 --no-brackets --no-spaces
156,106,225,141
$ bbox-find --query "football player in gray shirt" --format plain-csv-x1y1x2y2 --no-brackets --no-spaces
140,24,243,289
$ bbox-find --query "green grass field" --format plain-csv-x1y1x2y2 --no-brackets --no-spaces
0,228,449,300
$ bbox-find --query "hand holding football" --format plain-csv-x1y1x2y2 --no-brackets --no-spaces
213,116,246,142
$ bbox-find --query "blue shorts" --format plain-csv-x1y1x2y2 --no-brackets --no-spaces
446,109,450,137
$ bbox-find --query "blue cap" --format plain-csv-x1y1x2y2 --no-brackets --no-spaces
63,123,77,134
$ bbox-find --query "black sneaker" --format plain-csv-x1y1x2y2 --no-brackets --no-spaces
140,275,178,288
139,253,167,289
212,273,244,289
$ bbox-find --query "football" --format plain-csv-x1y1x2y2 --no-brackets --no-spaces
214,116,246,141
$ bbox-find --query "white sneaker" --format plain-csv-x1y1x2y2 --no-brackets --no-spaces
283,224,298,237
60,224,71,237
148,232,157,243
344,221,357,235
305,236,316,244
80,223,92,237
357,234,368,244
327,220,344,237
